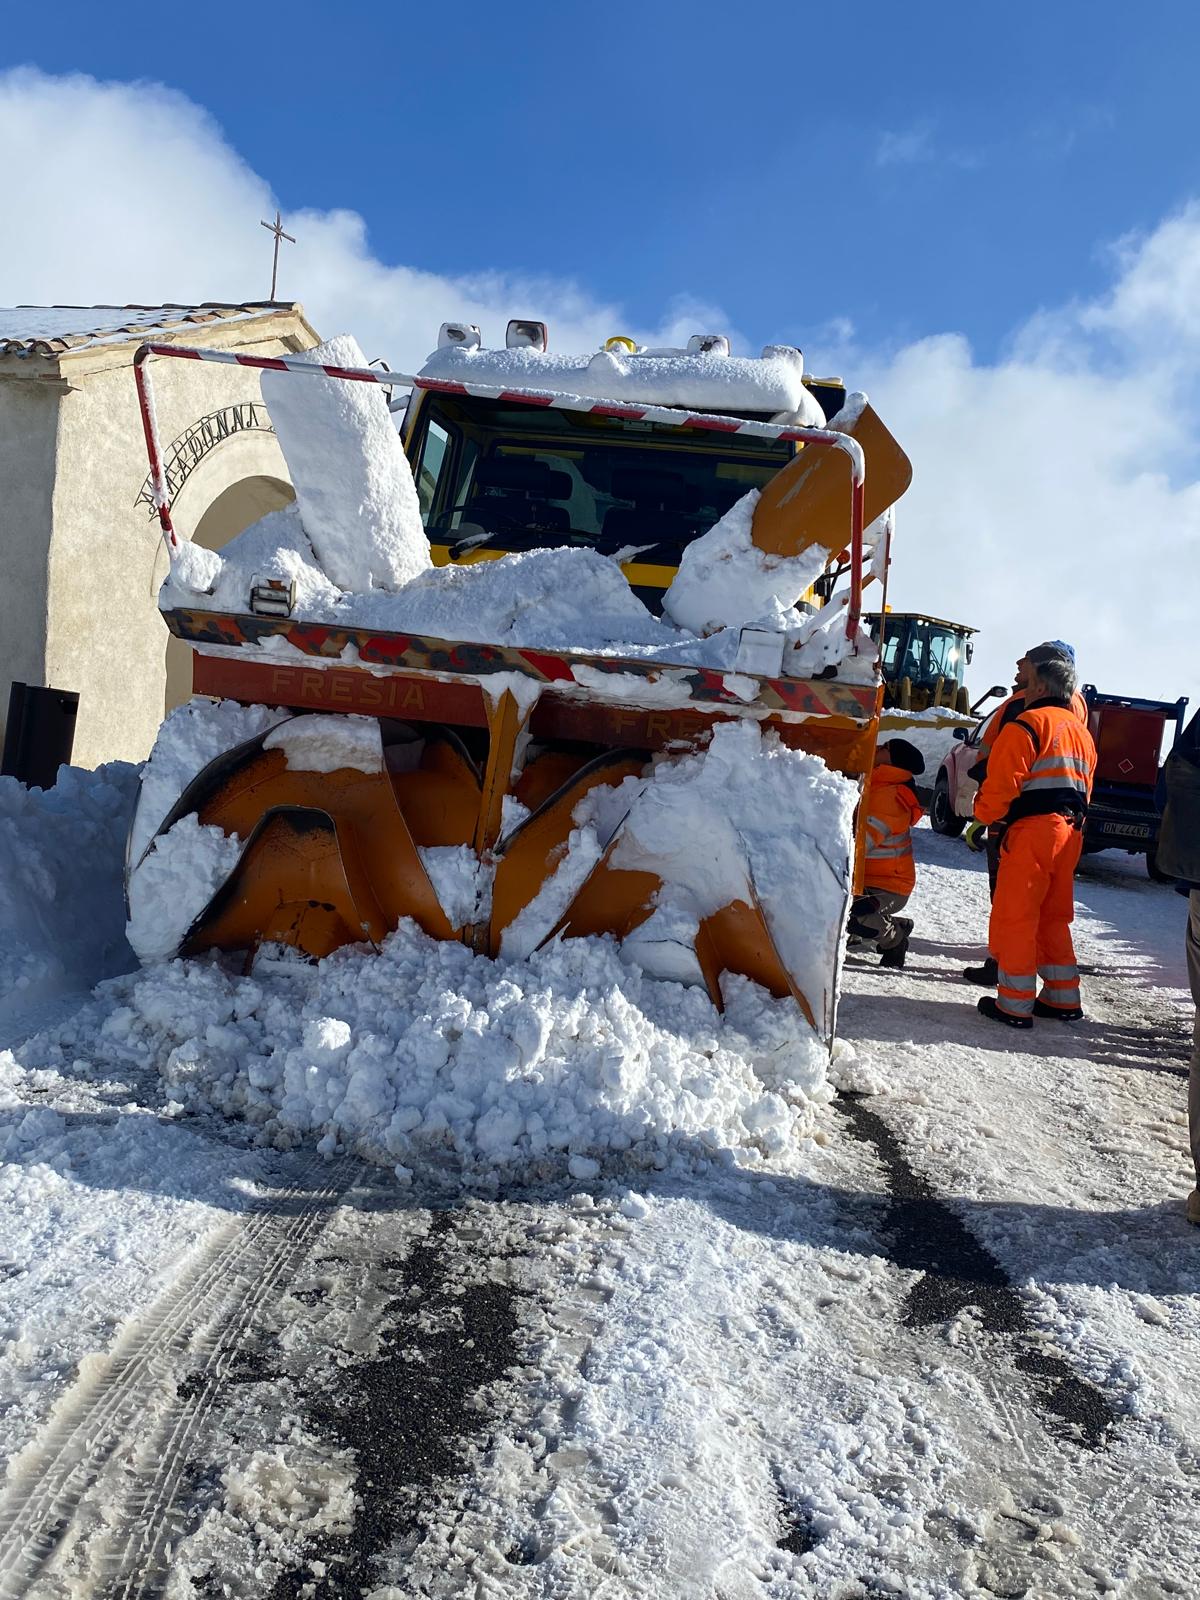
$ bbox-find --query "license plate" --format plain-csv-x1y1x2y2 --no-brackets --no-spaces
1099,821,1150,839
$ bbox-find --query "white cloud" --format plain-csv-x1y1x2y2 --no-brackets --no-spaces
2,68,1197,713
874,123,981,172
822,215,1200,710
0,67,730,368
875,125,935,166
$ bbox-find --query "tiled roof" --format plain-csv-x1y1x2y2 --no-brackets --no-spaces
0,303,300,359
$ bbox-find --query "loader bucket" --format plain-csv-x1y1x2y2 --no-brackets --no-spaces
143,713,834,1031
751,399,912,560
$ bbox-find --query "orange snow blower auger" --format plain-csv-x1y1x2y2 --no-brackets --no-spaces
130,339,911,1042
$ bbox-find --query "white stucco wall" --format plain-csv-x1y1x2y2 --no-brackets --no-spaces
35,316,315,767
0,377,62,751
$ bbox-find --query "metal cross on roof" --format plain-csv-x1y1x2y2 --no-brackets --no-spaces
260,210,296,300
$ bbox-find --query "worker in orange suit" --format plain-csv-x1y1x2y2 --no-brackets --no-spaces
963,640,1090,985
846,738,925,969
970,643,1097,1028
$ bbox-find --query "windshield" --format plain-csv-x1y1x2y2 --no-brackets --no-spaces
868,617,968,688
408,393,794,564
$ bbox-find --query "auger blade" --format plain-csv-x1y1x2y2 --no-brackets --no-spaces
491,750,647,956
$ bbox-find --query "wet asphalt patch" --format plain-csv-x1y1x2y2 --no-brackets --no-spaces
839,1093,1117,1449
265,1207,523,1599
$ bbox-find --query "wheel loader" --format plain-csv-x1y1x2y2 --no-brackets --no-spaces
865,611,976,715
126,323,913,1045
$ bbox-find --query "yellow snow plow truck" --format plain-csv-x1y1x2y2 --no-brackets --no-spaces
126,323,911,1045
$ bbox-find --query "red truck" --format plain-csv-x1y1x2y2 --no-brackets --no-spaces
930,686,1190,880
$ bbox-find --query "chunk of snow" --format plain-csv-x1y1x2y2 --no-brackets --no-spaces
128,699,289,871
418,845,490,931
501,722,856,1044
263,714,383,775
126,813,244,964
168,540,221,596
261,334,432,593
661,490,829,636
605,723,857,1042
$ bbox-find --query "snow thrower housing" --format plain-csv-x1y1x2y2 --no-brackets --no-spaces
129,336,912,1044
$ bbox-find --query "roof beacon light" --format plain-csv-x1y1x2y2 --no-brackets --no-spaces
506,319,548,351
687,333,730,357
438,321,482,351
604,335,639,354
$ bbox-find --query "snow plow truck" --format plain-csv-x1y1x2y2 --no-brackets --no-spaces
125,322,912,1046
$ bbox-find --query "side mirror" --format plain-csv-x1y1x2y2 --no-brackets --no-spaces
965,642,974,665
952,727,968,741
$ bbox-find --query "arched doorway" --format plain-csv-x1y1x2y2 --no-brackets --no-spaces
165,474,295,711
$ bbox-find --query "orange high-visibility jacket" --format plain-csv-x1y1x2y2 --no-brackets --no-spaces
978,689,1089,763
863,763,924,895
975,701,1097,827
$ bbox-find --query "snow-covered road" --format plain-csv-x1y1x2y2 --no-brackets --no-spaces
0,827,1196,1597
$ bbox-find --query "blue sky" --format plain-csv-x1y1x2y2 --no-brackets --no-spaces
6,1,1200,362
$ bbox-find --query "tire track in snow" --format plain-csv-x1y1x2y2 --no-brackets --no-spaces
0,1153,351,1600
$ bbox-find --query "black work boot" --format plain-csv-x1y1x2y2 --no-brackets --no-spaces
977,996,1032,1030
879,934,909,970
1033,998,1084,1022
963,957,999,986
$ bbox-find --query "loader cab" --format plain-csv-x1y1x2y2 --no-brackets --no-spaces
866,612,976,714
401,350,847,614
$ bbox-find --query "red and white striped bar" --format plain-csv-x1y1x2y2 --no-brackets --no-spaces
133,342,867,637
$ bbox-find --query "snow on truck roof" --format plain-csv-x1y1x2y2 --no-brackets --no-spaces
417,341,829,423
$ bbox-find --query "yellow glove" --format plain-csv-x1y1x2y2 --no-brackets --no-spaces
964,820,988,853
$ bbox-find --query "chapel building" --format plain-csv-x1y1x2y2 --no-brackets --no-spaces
0,302,320,767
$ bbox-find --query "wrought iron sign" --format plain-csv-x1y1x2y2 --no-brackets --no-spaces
135,403,275,515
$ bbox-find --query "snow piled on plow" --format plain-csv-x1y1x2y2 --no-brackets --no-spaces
113,706,850,1178
503,720,855,1042
261,333,431,592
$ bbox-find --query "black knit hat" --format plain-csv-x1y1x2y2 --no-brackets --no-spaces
886,737,926,776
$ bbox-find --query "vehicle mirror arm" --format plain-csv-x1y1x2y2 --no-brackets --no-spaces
970,685,1006,715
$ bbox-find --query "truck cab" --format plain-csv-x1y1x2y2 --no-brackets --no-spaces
401,324,848,614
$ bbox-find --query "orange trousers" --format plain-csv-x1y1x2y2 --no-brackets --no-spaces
988,813,1084,1019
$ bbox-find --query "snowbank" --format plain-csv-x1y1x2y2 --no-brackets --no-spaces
261,334,431,593
0,765,138,1024
90,924,828,1183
